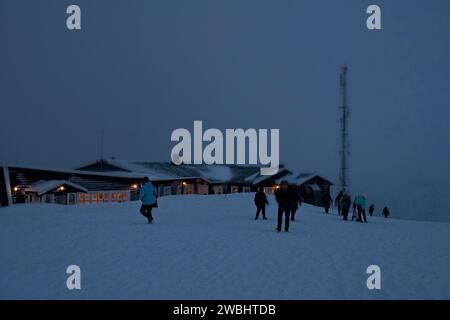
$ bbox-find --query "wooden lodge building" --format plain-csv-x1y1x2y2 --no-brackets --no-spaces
0,159,333,207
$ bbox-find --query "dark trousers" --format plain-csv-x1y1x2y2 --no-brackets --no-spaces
291,208,297,221
337,204,341,216
342,207,349,220
255,206,266,219
277,206,291,231
358,208,367,223
140,204,154,222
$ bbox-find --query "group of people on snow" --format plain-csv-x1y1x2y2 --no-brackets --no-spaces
254,180,301,232
137,176,390,229
254,183,391,232
334,191,390,222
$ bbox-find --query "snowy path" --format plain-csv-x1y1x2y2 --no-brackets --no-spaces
1,194,449,299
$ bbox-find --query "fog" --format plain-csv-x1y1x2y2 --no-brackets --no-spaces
1,0,449,220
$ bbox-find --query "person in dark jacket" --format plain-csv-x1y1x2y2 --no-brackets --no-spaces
275,180,296,232
291,191,302,221
254,187,268,220
323,193,332,213
335,191,343,216
339,192,352,221
351,201,357,221
368,204,375,216
382,206,390,218
139,177,158,224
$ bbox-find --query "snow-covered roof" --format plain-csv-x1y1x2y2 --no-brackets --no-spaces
94,159,277,184
275,172,333,186
9,164,144,179
25,180,88,196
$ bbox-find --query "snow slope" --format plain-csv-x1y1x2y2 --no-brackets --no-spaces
1,194,449,299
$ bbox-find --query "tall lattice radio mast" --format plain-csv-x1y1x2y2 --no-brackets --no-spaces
339,65,349,192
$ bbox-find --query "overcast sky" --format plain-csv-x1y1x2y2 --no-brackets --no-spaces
1,1,449,220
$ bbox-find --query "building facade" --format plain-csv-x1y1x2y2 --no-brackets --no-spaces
1,159,332,207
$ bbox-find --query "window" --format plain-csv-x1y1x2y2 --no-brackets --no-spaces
197,184,209,195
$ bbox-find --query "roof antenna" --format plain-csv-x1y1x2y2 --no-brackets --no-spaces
100,130,104,171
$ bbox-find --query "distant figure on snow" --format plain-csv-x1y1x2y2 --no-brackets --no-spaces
351,201,358,221
339,192,352,221
354,194,368,223
139,177,158,224
382,206,390,218
335,191,343,216
323,193,333,213
275,180,296,232
368,204,375,216
254,187,268,220
291,191,302,221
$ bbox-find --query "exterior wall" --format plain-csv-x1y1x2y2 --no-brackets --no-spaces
212,185,224,194
0,166,11,207
197,184,209,195
19,191,131,205
263,186,276,194
299,177,332,207
78,191,130,204
230,185,239,193
155,179,210,196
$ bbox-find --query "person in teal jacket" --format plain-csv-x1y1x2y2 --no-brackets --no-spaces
139,177,157,223
354,194,368,223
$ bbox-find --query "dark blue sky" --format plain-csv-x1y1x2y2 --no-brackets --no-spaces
1,1,449,219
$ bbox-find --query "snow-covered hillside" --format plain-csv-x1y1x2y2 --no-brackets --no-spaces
1,194,449,299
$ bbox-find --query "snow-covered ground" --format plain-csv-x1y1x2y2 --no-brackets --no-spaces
1,194,449,299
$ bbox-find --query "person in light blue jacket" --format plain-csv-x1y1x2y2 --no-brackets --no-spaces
354,194,368,223
139,177,157,223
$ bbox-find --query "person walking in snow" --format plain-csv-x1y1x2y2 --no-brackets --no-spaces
275,180,296,232
351,200,358,221
339,192,352,221
291,190,302,221
335,191,343,216
139,177,158,224
322,193,332,213
368,204,375,216
382,206,390,218
254,187,268,220
354,194,368,223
